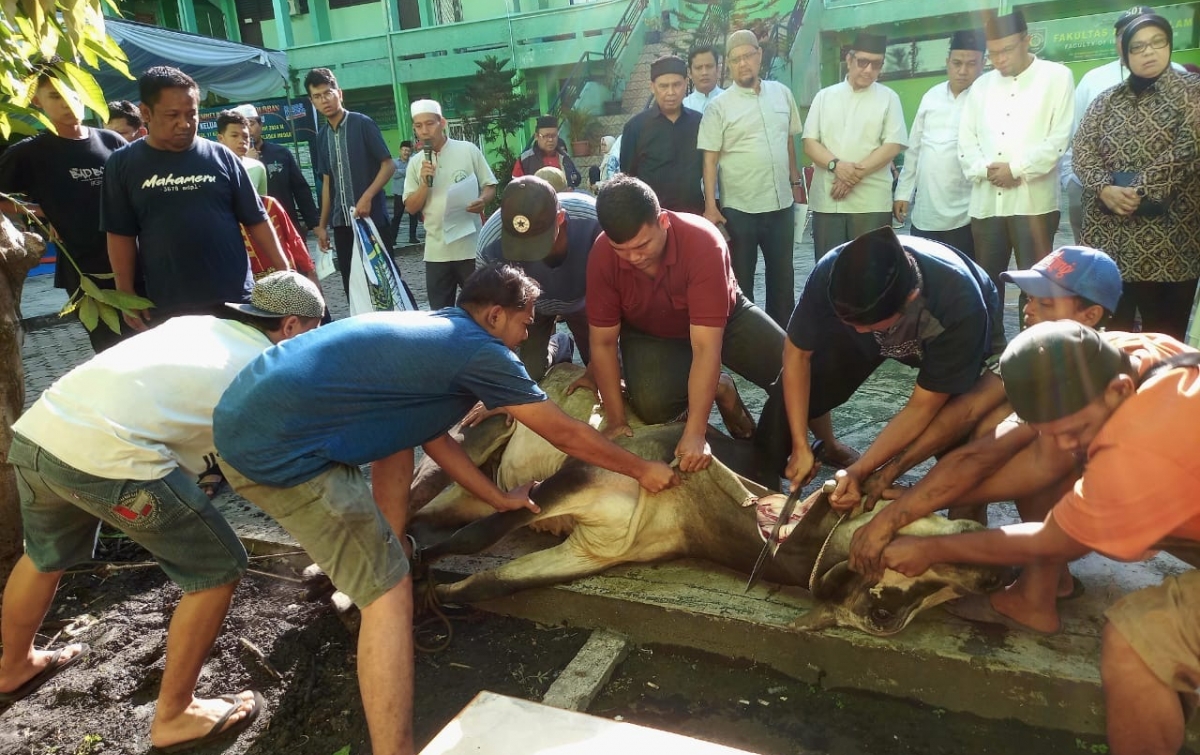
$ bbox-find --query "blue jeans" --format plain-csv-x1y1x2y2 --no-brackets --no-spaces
723,206,796,329
8,434,246,592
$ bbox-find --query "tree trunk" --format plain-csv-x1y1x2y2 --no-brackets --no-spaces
0,214,45,586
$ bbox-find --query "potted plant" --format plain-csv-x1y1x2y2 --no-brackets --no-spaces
644,16,662,44
563,107,599,157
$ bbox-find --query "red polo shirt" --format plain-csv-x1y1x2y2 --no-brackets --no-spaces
586,211,739,339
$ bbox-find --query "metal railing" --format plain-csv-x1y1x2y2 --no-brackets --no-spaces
549,0,648,116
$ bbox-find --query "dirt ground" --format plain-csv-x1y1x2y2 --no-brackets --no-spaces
0,535,589,755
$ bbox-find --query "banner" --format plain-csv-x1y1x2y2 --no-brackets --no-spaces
198,96,320,187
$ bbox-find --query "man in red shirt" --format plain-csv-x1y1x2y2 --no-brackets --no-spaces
512,115,582,189
579,174,787,472
883,321,1199,755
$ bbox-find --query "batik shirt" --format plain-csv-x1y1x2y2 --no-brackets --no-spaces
1073,68,1200,283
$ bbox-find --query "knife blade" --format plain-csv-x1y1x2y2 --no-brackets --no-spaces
743,440,826,593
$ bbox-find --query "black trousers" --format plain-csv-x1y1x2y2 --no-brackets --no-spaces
1112,279,1198,341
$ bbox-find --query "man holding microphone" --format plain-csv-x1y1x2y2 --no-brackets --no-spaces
404,99,497,309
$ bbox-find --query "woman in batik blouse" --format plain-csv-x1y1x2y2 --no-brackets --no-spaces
1074,12,1200,340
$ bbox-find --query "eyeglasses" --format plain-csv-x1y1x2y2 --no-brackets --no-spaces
728,50,761,66
1128,36,1170,55
852,54,884,71
309,90,338,103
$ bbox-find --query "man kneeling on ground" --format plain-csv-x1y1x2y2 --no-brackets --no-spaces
883,321,1199,755
0,272,324,750
213,264,678,755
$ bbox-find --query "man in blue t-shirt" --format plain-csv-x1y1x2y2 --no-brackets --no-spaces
476,176,600,380
213,264,677,755
101,67,290,329
777,226,1000,505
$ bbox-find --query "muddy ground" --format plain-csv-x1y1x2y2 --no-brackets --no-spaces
5,533,1193,755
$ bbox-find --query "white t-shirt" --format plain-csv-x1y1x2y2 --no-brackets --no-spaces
894,81,973,231
403,138,498,263
958,56,1075,218
14,316,273,481
697,80,803,214
803,80,908,214
683,86,724,114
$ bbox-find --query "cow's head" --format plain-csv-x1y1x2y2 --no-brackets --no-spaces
787,496,1012,636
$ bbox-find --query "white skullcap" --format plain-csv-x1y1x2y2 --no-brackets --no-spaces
232,103,259,120
410,99,443,118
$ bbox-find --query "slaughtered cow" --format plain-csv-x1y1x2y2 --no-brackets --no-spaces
409,365,1009,636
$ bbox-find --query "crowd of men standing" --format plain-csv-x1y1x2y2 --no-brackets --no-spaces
1,6,1198,755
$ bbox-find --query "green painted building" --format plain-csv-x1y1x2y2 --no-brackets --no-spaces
113,0,1200,157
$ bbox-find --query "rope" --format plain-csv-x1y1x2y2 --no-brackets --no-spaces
808,510,849,593
413,574,454,654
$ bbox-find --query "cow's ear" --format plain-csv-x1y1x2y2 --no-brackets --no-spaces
790,603,837,632
811,560,858,601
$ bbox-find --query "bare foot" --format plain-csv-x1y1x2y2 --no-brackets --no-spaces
821,440,861,469
990,586,1060,634
0,643,87,694
715,373,756,439
150,691,259,749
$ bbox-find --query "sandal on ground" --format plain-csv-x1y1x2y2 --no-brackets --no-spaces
0,643,90,704
943,594,1060,636
154,690,265,754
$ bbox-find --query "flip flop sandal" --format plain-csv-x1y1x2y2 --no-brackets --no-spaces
943,594,1061,636
0,643,90,704
154,690,265,754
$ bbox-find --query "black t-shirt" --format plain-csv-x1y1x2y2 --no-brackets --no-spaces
787,235,1000,395
101,137,266,313
620,105,704,214
0,128,127,291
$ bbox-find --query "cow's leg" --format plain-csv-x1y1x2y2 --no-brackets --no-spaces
435,539,619,604
419,507,540,563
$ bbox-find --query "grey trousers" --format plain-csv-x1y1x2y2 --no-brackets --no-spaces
811,211,893,261
970,212,1060,350
1066,181,1084,244
911,223,975,259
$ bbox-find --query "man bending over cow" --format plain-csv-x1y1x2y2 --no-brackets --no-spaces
213,264,678,755
849,247,1126,615
575,174,789,473
884,321,1200,755
0,272,324,749
776,226,1000,496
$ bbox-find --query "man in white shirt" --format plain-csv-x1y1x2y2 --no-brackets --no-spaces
682,45,724,113
959,10,1074,347
404,99,498,309
1060,5,1182,242
0,272,323,751
893,29,985,258
803,32,908,262
698,29,804,328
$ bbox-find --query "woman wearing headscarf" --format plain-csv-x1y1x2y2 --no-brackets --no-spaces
1073,12,1200,339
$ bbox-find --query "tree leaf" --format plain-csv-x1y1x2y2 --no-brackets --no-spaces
78,295,99,331
97,300,122,334
59,61,108,121
78,275,102,299
91,288,154,311
47,75,85,122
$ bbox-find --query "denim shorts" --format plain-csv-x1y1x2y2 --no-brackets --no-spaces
9,434,247,592
221,460,408,608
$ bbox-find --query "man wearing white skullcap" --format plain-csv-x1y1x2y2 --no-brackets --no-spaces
404,97,498,309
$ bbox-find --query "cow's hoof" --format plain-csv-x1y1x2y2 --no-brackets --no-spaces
329,590,362,635
302,563,335,603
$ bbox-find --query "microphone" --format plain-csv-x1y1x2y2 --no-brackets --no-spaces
424,145,433,187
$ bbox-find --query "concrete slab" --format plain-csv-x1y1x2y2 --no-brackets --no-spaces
542,629,630,711
419,691,758,755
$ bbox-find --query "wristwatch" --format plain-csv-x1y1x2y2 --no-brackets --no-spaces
827,158,840,172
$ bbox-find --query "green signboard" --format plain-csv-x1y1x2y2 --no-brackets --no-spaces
1032,4,1196,63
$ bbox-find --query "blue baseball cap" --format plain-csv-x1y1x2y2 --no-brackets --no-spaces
1001,246,1122,313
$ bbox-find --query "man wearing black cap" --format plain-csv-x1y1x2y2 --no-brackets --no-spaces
620,55,704,215
698,29,805,328
776,226,999,499
513,115,582,189
476,175,601,379
883,320,1199,755
959,10,1074,345
893,30,985,258
1060,6,1184,242
803,31,908,261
